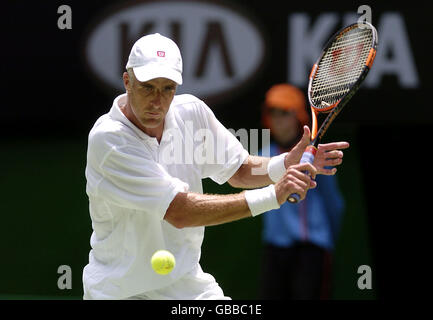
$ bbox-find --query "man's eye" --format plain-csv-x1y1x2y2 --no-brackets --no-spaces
165,86,175,91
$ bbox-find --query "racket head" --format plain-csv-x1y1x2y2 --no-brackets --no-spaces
307,22,378,114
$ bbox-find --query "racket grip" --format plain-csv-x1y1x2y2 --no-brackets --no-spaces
287,146,317,204
287,193,301,203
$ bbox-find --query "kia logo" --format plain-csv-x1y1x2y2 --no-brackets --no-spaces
83,0,268,106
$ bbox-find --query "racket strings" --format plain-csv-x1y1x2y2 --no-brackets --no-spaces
310,27,373,109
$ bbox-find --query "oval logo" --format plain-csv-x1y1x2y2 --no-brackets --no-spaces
84,0,267,106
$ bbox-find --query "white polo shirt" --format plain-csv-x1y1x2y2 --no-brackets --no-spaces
83,93,248,299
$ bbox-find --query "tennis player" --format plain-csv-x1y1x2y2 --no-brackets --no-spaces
82,33,349,300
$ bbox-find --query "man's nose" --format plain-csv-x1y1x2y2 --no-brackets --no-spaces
150,91,162,106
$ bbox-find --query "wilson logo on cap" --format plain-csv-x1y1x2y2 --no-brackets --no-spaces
157,51,165,57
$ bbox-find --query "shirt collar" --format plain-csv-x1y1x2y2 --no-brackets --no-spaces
109,93,176,143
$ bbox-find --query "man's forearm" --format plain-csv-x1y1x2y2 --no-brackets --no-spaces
228,129,350,190
228,155,273,189
164,160,318,229
164,191,252,228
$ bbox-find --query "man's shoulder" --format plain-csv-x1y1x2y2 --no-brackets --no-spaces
172,93,202,106
88,114,135,151
90,113,121,135
171,94,207,113
170,94,213,122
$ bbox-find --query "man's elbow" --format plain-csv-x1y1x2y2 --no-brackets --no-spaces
227,174,245,189
227,178,239,189
164,192,190,229
164,211,187,229
228,161,255,189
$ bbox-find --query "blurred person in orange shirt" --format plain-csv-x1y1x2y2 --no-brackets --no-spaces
259,84,345,300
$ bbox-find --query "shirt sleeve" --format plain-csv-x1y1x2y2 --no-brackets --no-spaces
195,101,249,185
94,143,189,220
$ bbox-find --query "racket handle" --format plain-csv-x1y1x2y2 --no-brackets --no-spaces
287,146,317,204
287,192,301,203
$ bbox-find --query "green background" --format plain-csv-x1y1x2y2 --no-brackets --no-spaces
0,126,375,300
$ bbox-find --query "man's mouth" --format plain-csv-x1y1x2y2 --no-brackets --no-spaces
145,112,160,118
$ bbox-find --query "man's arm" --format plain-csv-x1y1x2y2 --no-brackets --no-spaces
227,155,273,189
164,162,317,228
164,192,250,228
228,126,349,189
164,127,349,229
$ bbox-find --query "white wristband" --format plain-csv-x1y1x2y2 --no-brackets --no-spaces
245,185,280,217
267,153,288,183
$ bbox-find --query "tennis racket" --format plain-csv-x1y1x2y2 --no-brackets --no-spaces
288,21,378,203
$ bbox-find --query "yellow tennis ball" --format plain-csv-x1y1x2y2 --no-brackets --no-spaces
151,250,176,275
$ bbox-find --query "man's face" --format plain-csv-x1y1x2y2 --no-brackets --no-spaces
124,72,177,131
268,108,300,147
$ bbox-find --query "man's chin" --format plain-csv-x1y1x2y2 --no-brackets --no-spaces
140,118,162,128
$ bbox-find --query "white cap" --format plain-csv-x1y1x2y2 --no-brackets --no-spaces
126,33,183,85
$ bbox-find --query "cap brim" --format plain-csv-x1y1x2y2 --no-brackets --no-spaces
132,64,182,85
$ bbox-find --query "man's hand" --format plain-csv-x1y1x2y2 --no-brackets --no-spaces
274,162,317,205
313,141,350,175
284,125,350,175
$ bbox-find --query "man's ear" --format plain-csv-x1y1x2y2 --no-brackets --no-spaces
123,72,131,94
